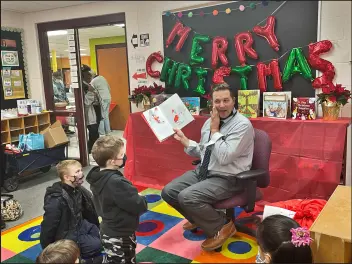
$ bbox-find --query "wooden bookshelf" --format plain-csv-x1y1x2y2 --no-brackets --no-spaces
1,112,51,145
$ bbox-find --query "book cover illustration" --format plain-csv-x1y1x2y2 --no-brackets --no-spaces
237,90,260,118
142,94,194,142
292,97,316,120
181,97,200,115
263,93,288,119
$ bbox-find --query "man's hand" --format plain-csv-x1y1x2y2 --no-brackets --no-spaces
210,106,220,134
173,128,190,148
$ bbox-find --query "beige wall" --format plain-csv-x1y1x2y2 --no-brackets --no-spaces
1,1,351,183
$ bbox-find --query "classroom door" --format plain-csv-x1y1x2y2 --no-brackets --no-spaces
96,44,130,130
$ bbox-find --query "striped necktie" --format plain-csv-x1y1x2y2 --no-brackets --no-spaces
197,121,224,181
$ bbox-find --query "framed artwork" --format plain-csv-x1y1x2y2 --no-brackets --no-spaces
1,50,19,66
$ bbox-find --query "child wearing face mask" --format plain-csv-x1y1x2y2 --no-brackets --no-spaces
256,215,313,263
40,160,103,264
87,136,148,264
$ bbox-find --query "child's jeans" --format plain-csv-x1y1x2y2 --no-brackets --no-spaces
101,233,136,264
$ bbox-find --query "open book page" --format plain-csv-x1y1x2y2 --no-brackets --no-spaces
142,106,174,142
159,94,195,130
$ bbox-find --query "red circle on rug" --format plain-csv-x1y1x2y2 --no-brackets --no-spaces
136,220,164,236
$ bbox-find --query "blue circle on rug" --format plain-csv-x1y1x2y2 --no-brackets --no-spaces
145,194,161,203
183,229,207,241
228,241,252,254
18,225,41,242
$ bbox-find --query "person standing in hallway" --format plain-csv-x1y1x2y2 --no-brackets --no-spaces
161,83,255,251
81,65,101,156
90,70,112,136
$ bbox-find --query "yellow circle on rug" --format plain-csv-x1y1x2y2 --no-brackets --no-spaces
221,235,258,259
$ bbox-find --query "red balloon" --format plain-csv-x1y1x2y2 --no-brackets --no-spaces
253,16,280,51
211,37,229,69
256,59,283,92
234,32,258,66
146,52,164,78
165,21,191,52
212,66,231,84
308,40,335,93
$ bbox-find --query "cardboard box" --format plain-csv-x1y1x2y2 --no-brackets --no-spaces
40,120,69,148
310,186,351,263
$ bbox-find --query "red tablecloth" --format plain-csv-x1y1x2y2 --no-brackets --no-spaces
123,113,350,202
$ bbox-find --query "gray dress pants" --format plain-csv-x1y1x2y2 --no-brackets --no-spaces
161,166,243,237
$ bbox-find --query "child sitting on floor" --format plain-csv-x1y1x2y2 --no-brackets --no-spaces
36,239,80,263
256,215,313,263
87,136,148,264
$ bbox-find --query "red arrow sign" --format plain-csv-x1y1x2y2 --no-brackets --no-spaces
133,72,147,80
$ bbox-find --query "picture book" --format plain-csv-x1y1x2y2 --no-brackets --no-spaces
263,92,288,119
237,90,260,118
292,97,316,120
181,97,200,115
264,91,292,117
142,94,195,142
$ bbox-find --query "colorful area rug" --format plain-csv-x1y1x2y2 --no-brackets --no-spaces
1,186,261,263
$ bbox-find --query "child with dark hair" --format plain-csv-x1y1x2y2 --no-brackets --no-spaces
256,215,313,263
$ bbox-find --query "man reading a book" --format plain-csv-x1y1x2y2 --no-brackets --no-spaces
161,83,255,251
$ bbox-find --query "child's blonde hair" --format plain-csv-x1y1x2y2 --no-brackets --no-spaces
56,160,81,181
91,135,124,167
36,239,80,264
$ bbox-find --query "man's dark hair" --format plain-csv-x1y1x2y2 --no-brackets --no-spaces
256,215,313,263
81,64,91,73
211,83,235,98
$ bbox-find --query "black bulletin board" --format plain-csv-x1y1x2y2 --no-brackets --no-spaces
162,1,318,107
1,28,29,109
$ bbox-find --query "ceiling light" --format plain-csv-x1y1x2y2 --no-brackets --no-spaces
47,30,68,36
114,23,125,27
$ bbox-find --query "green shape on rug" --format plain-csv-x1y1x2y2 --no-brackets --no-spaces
137,247,191,263
3,254,34,264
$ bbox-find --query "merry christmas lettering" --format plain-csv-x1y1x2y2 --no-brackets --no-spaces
145,16,336,95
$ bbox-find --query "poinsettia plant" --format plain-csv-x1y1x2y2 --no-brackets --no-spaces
129,82,165,107
317,84,351,106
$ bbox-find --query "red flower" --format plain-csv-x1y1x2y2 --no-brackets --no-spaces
328,95,337,102
335,84,346,94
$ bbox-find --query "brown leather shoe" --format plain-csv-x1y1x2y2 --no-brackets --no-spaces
201,221,237,251
183,221,198,231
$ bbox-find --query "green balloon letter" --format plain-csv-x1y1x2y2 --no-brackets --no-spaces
282,48,313,82
231,65,252,90
190,34,211,66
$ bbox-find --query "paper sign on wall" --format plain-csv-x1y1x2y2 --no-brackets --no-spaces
71,77,78,83
67,35,75,41
71,71,78,77
71,83,79,89
71,65,78,71
69,59,76,66
69,53,76,59
69,46,76,52
67,29,74,34
68,40,75,47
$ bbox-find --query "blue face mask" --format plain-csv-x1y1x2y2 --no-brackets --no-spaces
256,252,266,263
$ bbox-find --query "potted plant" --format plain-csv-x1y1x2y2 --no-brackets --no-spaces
316,84,351,120
129,82,165,110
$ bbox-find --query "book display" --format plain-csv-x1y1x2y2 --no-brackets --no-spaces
263,92,288,119
292,97,316,120
237,90,260,118
181,97,200,115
